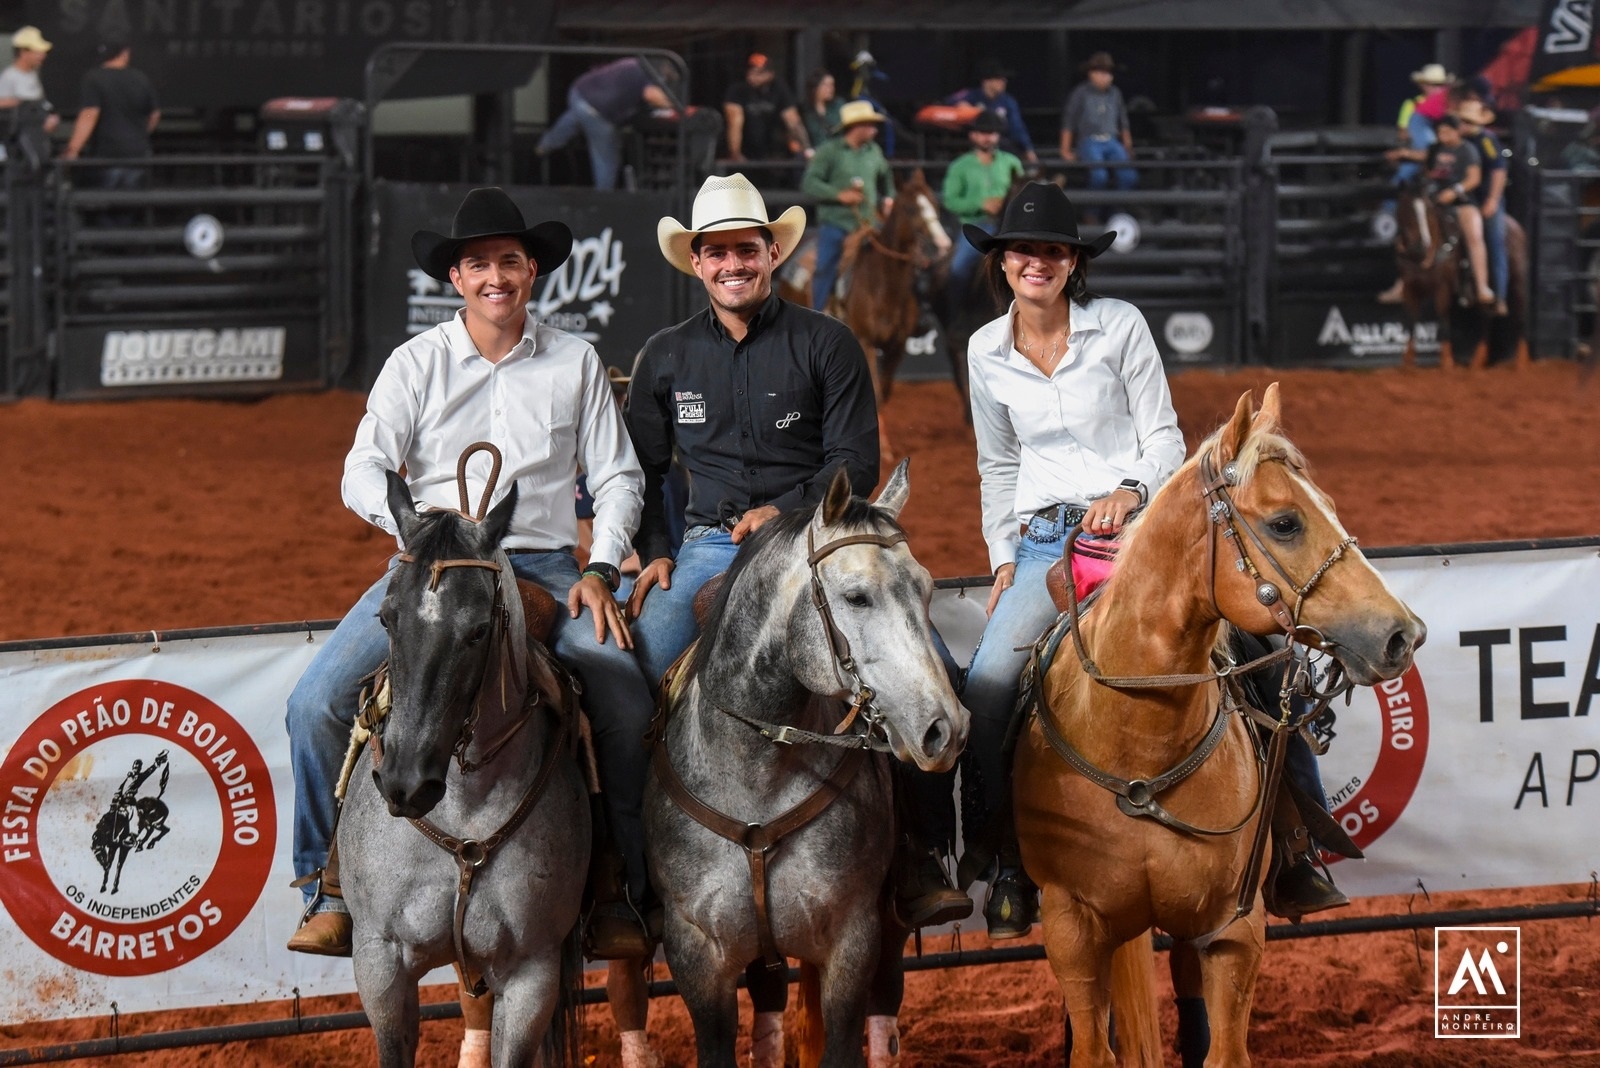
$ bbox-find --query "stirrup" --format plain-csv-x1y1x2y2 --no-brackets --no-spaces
290,868,332,928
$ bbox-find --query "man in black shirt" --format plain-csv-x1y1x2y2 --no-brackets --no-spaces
722,53,808,164
62,34,158,189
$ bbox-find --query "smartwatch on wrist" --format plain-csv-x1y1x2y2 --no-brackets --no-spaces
1117,478,1148,506
582,562,621,593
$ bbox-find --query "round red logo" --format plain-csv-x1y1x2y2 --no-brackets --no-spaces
0,680,276,976
1324,664,1429,862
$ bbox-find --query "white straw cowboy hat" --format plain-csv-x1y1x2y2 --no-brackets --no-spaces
832,99,886,134
657,173,807,276
1411,63,1452,87
10,26,52,52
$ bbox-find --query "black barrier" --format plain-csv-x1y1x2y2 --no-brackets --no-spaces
363,182,677,384
50,156,352,400
1528,167,1599,359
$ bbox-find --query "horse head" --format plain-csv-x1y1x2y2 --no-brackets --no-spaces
373,470,520,817
1199,385,1426,684
786,461,967,770
894,169,952,269
1394,178,1439,266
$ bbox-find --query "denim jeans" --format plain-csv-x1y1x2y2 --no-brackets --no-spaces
1484,204,1508,301
538,85,623,191
811,222,850,311
286,550,656,907
1080,137,1138,192
630,525,740,694
960,514,1070,837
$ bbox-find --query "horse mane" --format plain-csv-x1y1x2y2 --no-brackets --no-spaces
394,508,482,572
672,497,906,696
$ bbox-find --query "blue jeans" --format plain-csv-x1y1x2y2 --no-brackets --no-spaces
946,218,992,320
631,526,741,694
1484,204,1508,301
286,550,656,907
812,222,850,311
1080,137,1137,192
538,85,623,191
960,514,1070,839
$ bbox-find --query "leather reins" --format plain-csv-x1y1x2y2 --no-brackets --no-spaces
652,524,909,964
1031,447,1358,930
362,441,567,997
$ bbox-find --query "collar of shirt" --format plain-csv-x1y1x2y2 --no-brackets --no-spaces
977,299,1107,374
441,307,541,366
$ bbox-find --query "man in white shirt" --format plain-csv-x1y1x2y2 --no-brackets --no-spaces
285,188,654,964
0,26,59,132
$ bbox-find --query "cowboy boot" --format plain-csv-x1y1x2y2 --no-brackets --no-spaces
1266,790,1348,921
892,833,973,930
287,838,352,956
983,842,1039,940
583,797,654,960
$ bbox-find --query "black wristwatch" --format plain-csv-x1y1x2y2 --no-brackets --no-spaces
1117,478,1148,506
582,561,621,593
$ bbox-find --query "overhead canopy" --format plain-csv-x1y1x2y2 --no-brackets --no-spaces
557,0,1542,31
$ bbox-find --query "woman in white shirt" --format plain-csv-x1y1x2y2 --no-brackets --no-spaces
959,181,1186,938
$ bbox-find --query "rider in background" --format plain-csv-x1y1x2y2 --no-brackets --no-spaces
1378,63,1452,303
1456,94,1511,316
957,181,1185,938
1425,114,1496,306
800,101,894,312
941,109,1025,328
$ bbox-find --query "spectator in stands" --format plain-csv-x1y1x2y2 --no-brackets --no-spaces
800,67,841,160
62,34,160,192
1059,52,1136,201
848,50,897,157
944,58,1038,165
941,109,1024,324
1427,115,1495,306
1457,97,1510,315
0,26,59,133
723,52,809,165
800,100,893,311
537,56,677,190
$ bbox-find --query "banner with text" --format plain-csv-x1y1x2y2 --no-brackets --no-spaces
2,541,1598,1020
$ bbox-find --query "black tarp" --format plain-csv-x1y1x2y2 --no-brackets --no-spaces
555,0,1542,31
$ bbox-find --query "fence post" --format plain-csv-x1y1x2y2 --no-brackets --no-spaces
1240,106,1278,364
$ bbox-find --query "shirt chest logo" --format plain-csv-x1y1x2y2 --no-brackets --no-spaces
674,390,706,424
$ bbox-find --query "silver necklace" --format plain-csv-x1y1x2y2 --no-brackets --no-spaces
1017,319,1069,368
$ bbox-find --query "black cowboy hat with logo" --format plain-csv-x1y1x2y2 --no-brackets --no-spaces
411,187,573,282
962,181,1116,258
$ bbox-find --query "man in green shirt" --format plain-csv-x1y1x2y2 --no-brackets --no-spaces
800,99,895,310
941,109,1024,321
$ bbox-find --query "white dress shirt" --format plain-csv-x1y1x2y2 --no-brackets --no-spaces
967,297,1186,572
343,310,644,568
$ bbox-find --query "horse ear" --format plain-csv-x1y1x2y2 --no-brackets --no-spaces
477,483,519,551
1214,389,1256,465
1254,381,1282,433
872,458,911,519
385,470,425,546
818,465,854,527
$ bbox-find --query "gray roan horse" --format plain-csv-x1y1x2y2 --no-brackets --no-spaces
339,469,588,1068
645,462,967,1068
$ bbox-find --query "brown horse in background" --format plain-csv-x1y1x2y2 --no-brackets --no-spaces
1394,181,1530,369
1013,385,1425,1066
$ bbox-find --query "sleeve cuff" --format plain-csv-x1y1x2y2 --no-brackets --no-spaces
987,536,1018,573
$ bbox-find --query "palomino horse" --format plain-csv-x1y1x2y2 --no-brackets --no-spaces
832,171,954,454
1014,385,1426,1067
1395,181,1530,369
644,461,967,1068
339,467,588,1068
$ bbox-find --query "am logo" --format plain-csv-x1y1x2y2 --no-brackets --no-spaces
0,680,276,977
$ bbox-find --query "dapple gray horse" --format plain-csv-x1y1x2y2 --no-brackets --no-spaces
340,472,588,1068
645,462,967,1068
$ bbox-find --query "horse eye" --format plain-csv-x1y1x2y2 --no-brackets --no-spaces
376,611,391,631
1268,515,1302,538
844,591,871,608
464,623,490,646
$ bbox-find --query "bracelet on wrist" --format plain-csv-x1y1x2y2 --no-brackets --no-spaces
582,564,621,593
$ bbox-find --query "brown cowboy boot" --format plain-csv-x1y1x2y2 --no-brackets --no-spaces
287,839,353,956
892,834,973,929
1265,790,1348,921
582,801,655,960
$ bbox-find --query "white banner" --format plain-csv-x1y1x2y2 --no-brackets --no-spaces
2,542,1597,1020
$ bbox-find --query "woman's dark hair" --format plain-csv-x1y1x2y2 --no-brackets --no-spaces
982,244,1093,310
804,67,835,107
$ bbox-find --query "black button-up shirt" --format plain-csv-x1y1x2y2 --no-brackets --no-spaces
624,294,880,564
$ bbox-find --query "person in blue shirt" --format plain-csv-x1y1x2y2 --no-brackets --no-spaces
1457,95,1511,315
945,58,1038,165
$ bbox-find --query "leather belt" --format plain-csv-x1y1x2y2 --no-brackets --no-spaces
1022,504,1087,536
504,546,566,555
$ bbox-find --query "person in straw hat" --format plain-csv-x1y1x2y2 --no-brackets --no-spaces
0,26,59,132
1379,61,1457,302
284,185,662,1062
799,99,894,310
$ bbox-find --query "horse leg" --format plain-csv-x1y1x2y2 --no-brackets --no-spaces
458,988,492,1068
1194,908,1267,1068
1168,942,1209,1068
864,919,909,1068
662,914,739,1068
1038,886,1116,1068
490,950,562,1068
1435,287,1456,370
111,847,130,895
609,957,661,1068
817,906,880,1068
1469,307,1491,369
352,943,421,1068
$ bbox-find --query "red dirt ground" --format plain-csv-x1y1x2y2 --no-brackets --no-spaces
3,362,1600,1065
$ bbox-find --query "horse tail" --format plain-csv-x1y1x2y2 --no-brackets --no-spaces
794,961,824,1068
1108,930,1162,1068
541,927,585,1068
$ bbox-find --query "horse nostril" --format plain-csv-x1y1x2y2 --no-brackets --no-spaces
922,720,951,759
1385,625,1418,667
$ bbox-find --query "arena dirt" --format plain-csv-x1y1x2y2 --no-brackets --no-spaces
3,362,1600,1065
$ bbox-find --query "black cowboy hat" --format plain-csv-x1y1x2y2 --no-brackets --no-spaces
977,57,1012,81
969,109,1008,134
962,181,1116,258
411,187,573,282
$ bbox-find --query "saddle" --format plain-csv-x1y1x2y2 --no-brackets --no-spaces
1044,534,1121,612
515,578,561,645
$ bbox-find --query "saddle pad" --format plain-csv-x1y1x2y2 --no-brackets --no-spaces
516,579,560,644
1045,535,1120,612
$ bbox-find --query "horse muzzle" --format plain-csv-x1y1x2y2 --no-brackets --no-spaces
373,766,447,819
1328,612,1428,686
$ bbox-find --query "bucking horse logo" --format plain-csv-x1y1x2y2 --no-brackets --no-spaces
91,750,173,894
